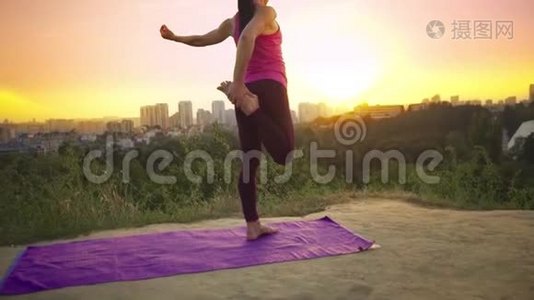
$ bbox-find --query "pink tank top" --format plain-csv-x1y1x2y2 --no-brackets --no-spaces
232,13,288,88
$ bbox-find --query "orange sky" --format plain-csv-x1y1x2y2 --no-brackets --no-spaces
1,0,533,122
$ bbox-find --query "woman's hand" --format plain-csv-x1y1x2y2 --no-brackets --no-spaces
160,25,176,41
228,82,248,106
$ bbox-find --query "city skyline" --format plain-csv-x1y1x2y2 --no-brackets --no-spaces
4,90,532,128
2,0,534,122
4,84,533,125
2,91,531,149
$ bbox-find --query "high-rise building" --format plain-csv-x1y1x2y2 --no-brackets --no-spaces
224,109,237,127
298,103,320,123
179,101,194,128
530,84,534,102
140,104,169,129
505,96,517,106
140,106,155,127
169,113,180,129
355,105,405,119
46,119,76,132
197,109,213,126
121,120,134,133
140,106,147,127
407,103,428,112
212,101,226,124
106,121,122,133
450,95,460,106
16,121,47,134
76,121,105,134
154,103,169,129
0,125,15,144
129,118,141,128
431,94,441,103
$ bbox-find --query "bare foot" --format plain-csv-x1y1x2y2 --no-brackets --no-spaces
216,81,232,98
217,81,235,106
247,221,279,241
217,81,259,116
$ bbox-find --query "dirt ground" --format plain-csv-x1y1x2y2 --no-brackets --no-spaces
1,198,533,300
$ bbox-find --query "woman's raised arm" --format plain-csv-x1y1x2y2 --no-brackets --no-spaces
160,18,233,47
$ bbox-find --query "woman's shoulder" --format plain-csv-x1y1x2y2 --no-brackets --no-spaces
257,6,277,18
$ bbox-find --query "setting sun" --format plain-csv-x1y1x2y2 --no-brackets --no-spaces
301,40,382,103
1,0,534,121
1,2,534,298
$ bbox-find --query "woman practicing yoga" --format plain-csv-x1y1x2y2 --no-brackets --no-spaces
160,0,295,240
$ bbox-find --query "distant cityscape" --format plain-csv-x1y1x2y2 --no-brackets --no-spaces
0,84,533,155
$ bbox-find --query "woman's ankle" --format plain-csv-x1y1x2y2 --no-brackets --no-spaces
247,219,260,225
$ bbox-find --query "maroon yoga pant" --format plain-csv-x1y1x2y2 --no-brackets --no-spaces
236,79,295,222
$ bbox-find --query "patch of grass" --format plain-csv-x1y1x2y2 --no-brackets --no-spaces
0,188,356,246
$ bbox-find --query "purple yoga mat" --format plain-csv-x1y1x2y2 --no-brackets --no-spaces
0,216,374,295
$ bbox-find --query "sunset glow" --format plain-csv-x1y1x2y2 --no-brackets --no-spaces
1,0,533,122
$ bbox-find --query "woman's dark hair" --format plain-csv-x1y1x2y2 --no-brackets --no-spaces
238,0,256,33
